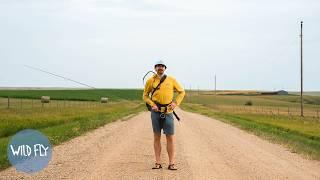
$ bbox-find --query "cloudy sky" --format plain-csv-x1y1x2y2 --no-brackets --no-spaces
0,0,319,91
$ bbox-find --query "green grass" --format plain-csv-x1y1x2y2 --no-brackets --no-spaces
291,91,320,97
0,100,145,170
181,103,320,160
258,94,320,105
0,89,143,101
185,93,320,109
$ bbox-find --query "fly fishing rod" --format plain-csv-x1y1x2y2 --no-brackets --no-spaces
23,65,109,100
24,65,96,89
142,70,156,86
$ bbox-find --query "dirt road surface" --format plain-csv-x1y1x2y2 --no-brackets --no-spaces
1,108,320,180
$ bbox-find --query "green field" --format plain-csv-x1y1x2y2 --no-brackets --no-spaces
290,91,320,97
185,91,320,107
2,89,319,106
0,89,142,101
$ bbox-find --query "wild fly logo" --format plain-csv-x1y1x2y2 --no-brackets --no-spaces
10,144,49,157
7,129,52,173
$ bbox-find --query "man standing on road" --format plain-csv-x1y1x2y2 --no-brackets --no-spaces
143,60,185,170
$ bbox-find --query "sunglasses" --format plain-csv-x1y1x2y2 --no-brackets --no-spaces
155,64,166,68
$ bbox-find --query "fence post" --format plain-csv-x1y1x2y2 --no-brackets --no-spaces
20,99,22,110
317,109,319,119
32,99,34,108
7,96,10,109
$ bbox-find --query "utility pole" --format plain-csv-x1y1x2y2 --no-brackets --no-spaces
300,21,304,117
214,74,217,107
214,74,217,95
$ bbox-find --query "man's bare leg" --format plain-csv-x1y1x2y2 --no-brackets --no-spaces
154,133,161,164
166,135,175,164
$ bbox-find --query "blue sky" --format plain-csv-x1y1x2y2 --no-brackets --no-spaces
0,0,319,91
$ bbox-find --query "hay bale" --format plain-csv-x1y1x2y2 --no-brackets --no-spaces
100,97,108,103
41,96,50,103
245,100,253,106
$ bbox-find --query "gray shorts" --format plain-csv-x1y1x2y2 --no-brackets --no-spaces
151,111,174,135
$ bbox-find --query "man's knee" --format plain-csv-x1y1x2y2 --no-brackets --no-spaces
166,135,174,142
154,133,161,141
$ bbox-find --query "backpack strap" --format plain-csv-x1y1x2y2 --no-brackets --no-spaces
150,75,167,100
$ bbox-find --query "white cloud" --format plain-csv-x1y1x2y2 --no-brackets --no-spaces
0,0,319,90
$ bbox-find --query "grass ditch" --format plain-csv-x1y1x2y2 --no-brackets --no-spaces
181,103,320,160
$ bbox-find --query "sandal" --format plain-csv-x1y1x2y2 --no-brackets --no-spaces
152,163,162,169
168,164,178,170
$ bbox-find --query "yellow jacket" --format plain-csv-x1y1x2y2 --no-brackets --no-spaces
143,74,185,113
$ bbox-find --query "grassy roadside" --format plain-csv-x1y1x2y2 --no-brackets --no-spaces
181,103,320,160
0,101,145,170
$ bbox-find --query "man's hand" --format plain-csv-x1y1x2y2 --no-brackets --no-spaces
151,105,159,112
168,102,177,110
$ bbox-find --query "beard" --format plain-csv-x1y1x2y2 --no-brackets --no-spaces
157,69,164,75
